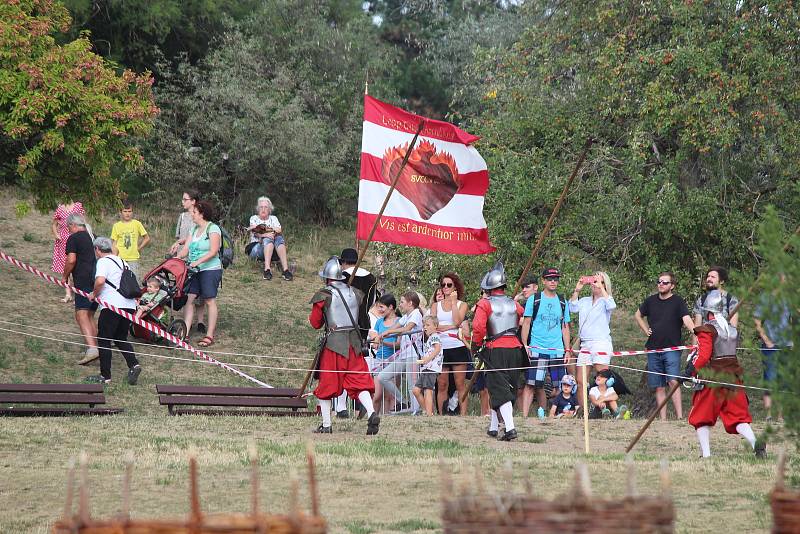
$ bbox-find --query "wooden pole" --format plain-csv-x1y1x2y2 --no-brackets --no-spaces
511,137,593,296
460,138,593,405
297,120,426,396
581,364,590,454
627,223,800,452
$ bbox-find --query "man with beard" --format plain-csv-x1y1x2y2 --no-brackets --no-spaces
309,256,379,435
471,262,527,441
694,266,739,328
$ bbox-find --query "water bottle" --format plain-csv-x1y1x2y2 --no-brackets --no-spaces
537,407,545,420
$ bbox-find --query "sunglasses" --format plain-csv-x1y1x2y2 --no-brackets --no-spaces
657,280,672,285
543,277,559,282
440,282,454,288
182,197,191,201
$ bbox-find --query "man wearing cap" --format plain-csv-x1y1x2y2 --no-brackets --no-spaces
309,256,379,435
62,214,99,365
333,248,378,418
520,268,571,417
472,262,527,441
686,289,764,458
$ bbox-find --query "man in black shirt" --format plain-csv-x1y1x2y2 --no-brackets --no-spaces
334,248,378,418
62,214,99,365
634,271,696,420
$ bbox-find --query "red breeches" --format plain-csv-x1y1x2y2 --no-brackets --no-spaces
688,386,752,434
313,348,375,400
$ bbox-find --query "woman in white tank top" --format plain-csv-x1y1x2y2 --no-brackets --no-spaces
431,273,471,416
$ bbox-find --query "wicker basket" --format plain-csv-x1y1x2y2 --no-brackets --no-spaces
770,451,800,534
441,462,674,534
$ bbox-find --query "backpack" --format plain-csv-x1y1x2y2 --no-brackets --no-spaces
529,291,568,326
105,257,142,299
204,223,234,269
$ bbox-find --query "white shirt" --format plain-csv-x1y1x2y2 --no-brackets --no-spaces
95,255,137,310
398,308,423,360
569,296,616,342
248,214,281,243
589,386,617,400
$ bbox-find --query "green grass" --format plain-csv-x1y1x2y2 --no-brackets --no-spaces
0,189,792,533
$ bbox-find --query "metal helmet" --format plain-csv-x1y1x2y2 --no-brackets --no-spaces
319,256,345,281
480,261,507,291
699,289,731,335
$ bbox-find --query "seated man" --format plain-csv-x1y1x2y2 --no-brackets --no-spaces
246,196,292,281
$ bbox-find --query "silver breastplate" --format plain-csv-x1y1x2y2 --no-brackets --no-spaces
324,281,360,330
486,295,519,337
710,321,738,357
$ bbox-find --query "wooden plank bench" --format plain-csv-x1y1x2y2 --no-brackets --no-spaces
0,384,123,416
156,385,313,416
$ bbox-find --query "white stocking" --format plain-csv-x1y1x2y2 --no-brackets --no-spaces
736,423,757,448
489,410,499,432
696,426,711,457
335,391,349,413
499,401,515,431
319,399,332,428
357,391,375,418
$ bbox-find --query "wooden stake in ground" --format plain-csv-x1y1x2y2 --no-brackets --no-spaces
581,363,590,454
460,138,593,405
297,120,426,397
626,223,800,453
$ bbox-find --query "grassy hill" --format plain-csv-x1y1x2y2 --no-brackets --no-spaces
0,190,790,533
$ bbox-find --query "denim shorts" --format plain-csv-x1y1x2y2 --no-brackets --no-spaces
761,345,781,383
248,236,286,260
647,350,682,388
74,290,98,312
187,268,222,299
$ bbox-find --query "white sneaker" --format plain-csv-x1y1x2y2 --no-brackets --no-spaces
78,348,100,366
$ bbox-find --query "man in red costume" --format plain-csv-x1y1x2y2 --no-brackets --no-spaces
310,256,379,435
687,289,764,458
471,262,528,441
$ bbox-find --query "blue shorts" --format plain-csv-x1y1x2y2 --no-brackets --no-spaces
647,350,682,388
187,269,222,299
74,291,98,312
761,344,781,384
248,236,286,260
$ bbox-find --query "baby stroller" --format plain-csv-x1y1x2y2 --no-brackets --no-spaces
130,257,195,345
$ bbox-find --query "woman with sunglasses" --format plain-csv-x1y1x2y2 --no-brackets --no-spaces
569,271,616,396
431,272,470,415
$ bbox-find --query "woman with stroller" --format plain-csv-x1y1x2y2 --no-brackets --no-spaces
177,200,222,347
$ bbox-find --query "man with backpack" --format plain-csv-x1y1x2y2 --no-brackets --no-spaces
84,236,142,385
520,268,571,418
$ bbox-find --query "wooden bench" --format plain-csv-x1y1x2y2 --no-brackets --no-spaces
0,384,123,416
156,385,313,416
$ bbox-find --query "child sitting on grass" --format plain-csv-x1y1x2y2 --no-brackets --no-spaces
550,374,579,418
589,369,628,419
135,277,167,322
412,316,443,416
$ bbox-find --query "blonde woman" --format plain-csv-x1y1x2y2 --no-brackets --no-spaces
569,271,616,395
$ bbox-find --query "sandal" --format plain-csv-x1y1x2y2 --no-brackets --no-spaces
198,336,214,347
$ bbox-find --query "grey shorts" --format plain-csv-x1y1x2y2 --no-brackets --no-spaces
415,370,438,391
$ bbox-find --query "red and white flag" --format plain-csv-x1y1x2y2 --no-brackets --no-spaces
357,95,494,255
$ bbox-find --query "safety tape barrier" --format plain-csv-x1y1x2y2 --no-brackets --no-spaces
527,344,697,356
0,323,781,393
0,250,271,387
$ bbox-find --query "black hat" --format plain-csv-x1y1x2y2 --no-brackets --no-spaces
541,267,560,279
340,248,359,264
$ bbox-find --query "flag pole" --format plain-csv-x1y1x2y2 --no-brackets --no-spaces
460,137,593,406
297,119,426,396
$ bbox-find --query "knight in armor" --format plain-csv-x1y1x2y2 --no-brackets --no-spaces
470,262,528,441
309,256,380,435
686,289,765,458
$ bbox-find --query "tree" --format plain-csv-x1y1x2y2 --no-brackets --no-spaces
139,0,400,223
0,0,158,214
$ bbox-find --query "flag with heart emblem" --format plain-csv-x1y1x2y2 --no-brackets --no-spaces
357,94,495,255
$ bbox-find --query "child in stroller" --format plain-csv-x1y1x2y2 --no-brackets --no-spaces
130,258,195,344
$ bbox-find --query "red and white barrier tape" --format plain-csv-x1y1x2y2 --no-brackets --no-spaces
527,344,696,357
0,250,271,388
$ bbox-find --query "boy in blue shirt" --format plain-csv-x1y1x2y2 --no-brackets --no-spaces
520,267,571,417
550,374,579,418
